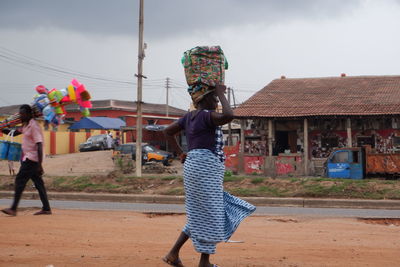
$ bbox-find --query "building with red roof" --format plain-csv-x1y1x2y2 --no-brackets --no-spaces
231,75,400,176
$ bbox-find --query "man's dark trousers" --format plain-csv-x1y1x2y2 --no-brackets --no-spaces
11,159,51,211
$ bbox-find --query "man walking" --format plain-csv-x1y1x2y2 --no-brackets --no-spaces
1,104,51,216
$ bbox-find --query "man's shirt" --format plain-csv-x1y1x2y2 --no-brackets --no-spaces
21,119,44,162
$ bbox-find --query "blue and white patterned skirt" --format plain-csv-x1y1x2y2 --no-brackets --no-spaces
182,149,256,254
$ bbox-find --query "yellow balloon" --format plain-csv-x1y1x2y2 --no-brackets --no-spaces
67,85,76,102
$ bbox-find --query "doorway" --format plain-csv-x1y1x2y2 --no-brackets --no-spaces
274,131,297,155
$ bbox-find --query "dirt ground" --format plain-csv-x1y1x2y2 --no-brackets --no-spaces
0,150,183,177
0,151,400,266
0,209,399,267
0,151,116,176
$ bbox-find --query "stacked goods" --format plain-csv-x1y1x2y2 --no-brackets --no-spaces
0,113,21,130
0,79,92,130
182,46,228,87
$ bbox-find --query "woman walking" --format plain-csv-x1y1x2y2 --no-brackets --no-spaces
163,84,256,267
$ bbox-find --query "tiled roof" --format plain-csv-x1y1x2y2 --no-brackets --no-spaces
0,104,21,116
0,100,187,117
234,75,400,118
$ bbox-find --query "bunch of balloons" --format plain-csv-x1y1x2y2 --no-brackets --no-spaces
0,79,92,130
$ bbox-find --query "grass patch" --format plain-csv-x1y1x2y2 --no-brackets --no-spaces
115,176,126,183
289,178,300,183
224,170,233,177
52,177,67,187
303,184,337,197
256,186,287,197
164,187,184,195
228,188,253,196
161,176,180,181
251,177,264,184
2,172,398,199
224,176,244,182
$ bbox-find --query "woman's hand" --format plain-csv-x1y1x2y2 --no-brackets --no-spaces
211,84,234,126
215,84,227,96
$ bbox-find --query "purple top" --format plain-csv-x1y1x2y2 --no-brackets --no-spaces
178,110,216,153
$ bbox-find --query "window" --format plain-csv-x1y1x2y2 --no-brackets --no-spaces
352,151,359,163
122,145,134,153
332,151,349,163
321,137,339,149
393,136,400,147
357,136,374,148
143,145,155,152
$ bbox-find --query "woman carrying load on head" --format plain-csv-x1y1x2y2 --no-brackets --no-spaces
163,83,256,267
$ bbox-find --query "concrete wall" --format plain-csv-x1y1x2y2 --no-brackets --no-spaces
0,117,121,156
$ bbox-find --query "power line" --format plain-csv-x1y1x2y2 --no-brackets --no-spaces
0,46,137,85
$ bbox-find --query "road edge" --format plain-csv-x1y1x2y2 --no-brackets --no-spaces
1,191,400,210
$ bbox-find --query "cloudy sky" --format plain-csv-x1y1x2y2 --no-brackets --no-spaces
0,0,399,110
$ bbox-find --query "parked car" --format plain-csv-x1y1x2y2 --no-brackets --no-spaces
113,143,173,166
79,134,108,152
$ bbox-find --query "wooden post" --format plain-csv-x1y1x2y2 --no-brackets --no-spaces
166,77,170,117
347,118,352,147
304,118,309,176
238,119,246,174
50,130,56,155
69,131,75,153
268,119,273,156
227,87,232,146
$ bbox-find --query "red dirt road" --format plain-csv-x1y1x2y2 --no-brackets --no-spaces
0,208,399,267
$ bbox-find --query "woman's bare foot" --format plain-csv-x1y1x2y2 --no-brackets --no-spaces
162,253,184,267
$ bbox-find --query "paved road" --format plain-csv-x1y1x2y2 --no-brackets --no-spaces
1,199,399,218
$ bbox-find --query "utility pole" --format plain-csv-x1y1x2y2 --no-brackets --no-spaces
165,77,170,152
231,87,237,108
227,87,233,146
135,0,144,177
165,77,170,117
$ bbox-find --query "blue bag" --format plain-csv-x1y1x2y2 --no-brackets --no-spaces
8,142,22,161
0,140,10,160
0,130,22,162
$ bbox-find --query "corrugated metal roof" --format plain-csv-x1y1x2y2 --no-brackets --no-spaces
0,100,187,117
234,75,400,118
66,99,187,116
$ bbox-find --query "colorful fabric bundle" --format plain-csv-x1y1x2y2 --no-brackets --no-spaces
182,46,228,87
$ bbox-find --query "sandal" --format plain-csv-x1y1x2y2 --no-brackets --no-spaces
162,256,185,267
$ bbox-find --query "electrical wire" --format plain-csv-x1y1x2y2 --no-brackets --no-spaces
0,46,138,85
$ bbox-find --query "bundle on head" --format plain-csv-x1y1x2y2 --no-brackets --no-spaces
182,46,228,108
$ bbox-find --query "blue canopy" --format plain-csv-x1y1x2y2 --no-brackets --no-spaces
69,117,126,130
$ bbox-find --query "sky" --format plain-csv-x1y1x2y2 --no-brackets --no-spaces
0,0,400,111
